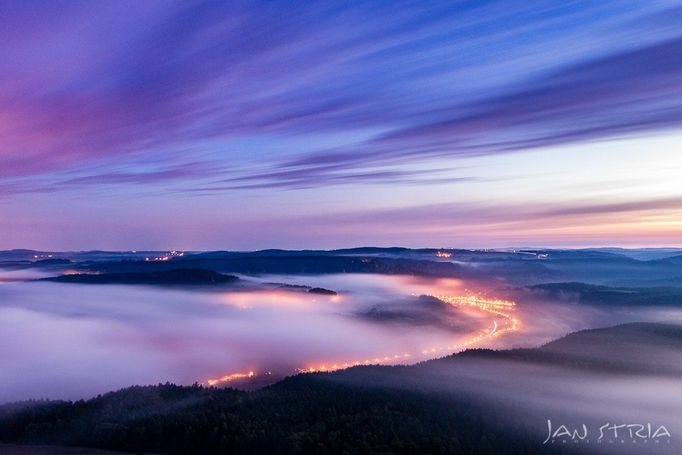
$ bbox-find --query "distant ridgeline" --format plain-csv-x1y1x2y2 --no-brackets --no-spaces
43,269,239,285
5,247,682,287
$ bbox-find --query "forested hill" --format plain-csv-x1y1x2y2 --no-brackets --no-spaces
2,323,680,455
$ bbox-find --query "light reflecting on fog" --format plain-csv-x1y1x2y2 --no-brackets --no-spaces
0,272,481,401
0,270,673,403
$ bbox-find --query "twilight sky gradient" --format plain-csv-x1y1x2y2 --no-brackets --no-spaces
1,0,681,250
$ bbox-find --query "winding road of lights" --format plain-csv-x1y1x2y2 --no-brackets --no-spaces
206,294,520,386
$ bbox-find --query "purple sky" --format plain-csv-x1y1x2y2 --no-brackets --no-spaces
1,0,682,250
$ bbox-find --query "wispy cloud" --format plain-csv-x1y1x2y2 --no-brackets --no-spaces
1,1,682,249
1,1,681,192
272,196,682,246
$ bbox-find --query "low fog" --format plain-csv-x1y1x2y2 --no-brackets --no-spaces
0,272,486,402
1,268,680,419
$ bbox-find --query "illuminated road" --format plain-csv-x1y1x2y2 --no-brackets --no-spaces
207,293,520,386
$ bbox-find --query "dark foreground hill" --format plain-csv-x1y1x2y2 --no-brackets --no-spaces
1,323,680,455
0,444,128,455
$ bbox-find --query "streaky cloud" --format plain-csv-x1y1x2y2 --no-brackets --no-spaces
1,1,681,191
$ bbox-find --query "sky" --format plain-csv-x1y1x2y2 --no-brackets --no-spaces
1,0,681,250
